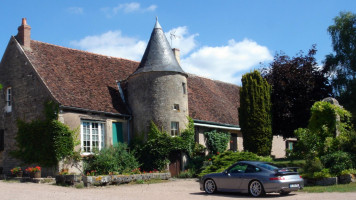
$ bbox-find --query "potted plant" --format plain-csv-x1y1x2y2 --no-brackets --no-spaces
10,167,23,177
26,166,41,178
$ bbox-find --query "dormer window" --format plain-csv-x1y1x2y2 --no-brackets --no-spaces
5,87,12,113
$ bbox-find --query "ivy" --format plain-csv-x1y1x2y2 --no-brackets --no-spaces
204,130,230,155
131,117,195,171
11,101,77,167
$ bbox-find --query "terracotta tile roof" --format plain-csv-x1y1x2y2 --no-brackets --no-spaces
24,40,139,115
187,74,240,126
23,40,240,125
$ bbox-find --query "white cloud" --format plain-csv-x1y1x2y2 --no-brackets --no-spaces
102,2,157,17
70,26,272,85
70,30,146,61
181,39,273,84
165,26,198,56
67,7,84,15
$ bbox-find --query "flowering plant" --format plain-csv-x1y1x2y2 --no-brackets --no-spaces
59,168,69,175
25,166,41,173
10,167,22,175
86,170,97,176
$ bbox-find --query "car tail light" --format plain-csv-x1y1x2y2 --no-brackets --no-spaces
300,176,303,178
269,176,285,180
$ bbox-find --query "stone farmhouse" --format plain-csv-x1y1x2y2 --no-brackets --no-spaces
0,18,293,175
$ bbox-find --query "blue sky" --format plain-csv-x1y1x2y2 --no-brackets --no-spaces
1,0,356,85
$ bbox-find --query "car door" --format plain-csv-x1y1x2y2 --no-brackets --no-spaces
218,163,248,192
237,164,262,191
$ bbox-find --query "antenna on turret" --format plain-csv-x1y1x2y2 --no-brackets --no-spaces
169,30,181,47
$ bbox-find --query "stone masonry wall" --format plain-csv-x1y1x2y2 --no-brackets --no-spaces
127,71,189,137
0,37,53,174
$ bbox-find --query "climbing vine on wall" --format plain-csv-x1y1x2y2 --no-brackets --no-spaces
204,130,230,155
131,117,195,171
11,101,78,167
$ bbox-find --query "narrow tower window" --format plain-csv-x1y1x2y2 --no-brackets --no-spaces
6,87,12,113
182,82,186,94
171,122,179,136
173,104,180,111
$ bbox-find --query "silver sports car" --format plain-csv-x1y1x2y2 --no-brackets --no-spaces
200,161,304,197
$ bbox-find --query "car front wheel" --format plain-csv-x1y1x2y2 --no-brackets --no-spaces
204,179,217,194
249,180,265,197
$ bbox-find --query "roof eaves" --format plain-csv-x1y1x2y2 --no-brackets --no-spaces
193,119,240,129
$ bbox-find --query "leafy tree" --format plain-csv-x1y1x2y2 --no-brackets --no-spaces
239,70,272,156
261,46,332,138
292,101,353,158
324,12,356,126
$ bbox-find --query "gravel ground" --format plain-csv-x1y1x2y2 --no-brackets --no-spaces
1,179,356,200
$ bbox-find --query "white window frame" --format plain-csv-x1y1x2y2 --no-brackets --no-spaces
171,121,179,136
5,87,12,113
80,120,105,155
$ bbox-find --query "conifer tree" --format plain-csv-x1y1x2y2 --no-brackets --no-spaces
239,70,272,156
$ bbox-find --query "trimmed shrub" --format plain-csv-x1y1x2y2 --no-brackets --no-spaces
321,151,353,175
84,143,139,175
239,70,272,156
199,151,272,177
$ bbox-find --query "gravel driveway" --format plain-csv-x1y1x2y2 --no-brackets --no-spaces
1,179,356,200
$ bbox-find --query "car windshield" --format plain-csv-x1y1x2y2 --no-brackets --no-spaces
257,163,279,171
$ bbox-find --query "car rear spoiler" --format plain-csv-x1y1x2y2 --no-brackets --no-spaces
274,167,299,175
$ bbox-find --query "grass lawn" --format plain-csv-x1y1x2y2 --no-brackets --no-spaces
300,182,356,193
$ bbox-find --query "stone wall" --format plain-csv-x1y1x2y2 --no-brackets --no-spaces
127,71,188,137
271,136,297,158
0,37,54,174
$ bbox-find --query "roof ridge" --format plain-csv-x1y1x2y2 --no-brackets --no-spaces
30,40,140,64
188,73,240,87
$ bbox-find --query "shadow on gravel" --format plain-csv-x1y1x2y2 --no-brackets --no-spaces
190,192,297,198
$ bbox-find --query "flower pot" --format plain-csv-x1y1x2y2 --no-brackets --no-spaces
30,171,41,178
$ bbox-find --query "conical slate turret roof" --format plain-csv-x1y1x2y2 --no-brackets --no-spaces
132,19,186,76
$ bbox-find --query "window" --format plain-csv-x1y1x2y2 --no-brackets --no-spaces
0,129,4,151
288,141,294,150
5,87,12,113
171,122,179,136
173,104,179,111
81,121,105,154
182,82,186,94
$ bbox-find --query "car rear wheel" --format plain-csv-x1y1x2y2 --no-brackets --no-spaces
204,179,217,194
249,180,265,197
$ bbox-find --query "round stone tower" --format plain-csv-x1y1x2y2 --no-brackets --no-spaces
127,19,189,137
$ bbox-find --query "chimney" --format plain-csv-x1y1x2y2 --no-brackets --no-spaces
16,18,31,48
172,48,180,65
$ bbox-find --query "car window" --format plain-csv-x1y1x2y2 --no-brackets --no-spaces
245,165,260,173
257,163,279,171
228,164,248,173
